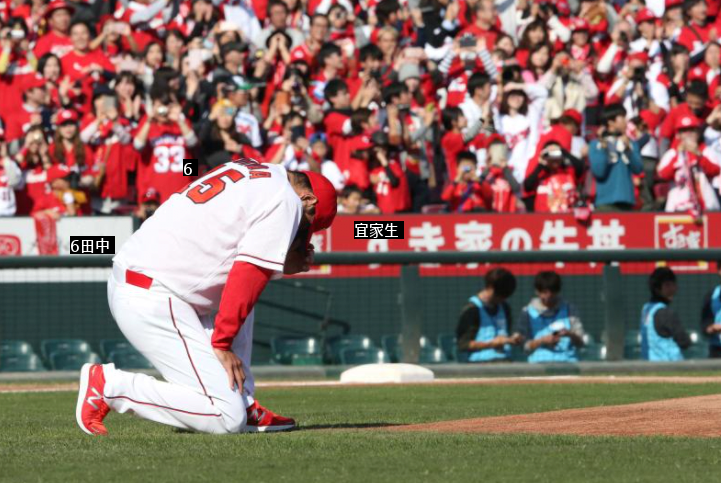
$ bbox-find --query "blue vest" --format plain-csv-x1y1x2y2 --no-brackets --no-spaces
640,301,683,361
467,296,510,362
527,302,577,364
709,286,721,347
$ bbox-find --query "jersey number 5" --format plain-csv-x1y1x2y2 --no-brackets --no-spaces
185,168,245,204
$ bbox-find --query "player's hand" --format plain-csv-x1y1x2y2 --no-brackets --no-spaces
283,242,314,274
213,348,245,391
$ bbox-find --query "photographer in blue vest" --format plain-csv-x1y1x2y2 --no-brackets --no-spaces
641,267,691,361
456,268,523,363
517,271,585,363
701,261,721,358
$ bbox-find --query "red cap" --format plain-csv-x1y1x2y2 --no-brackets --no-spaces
483,133,506,149
555,0,571,16
57,109,78,124
628,51,650,65
676,115,702,130
665,0,683,8
302,171,337,233
47,164,71,183
635,8,656,24
688,65,707,82
561,109,583,126
141,187,160,203
24,74,46,91
44,1,75,19
570,18,590,32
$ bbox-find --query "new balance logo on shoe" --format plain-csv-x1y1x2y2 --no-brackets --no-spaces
87,387,103,410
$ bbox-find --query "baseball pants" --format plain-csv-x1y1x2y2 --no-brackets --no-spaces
102,263,255,434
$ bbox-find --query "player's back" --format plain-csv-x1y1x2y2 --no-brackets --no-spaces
114,160,302,314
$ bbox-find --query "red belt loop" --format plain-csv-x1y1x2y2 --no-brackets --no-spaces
126,269,153,290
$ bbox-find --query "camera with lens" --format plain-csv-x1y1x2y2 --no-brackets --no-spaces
632,66,646,83
459,33,476,48
157,105,169,116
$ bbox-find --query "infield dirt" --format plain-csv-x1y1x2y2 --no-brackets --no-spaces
391,394,721,438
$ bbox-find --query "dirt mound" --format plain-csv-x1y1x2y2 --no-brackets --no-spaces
392,394,721,438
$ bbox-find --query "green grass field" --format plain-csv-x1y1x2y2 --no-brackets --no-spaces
3,381,721,483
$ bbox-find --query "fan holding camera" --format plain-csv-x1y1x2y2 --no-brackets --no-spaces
368,133,412,214
523,131,584,214
441,151,492,213
605,52,657,119
133,92,198,204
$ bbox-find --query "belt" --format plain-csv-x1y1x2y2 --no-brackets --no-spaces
125,269,154,290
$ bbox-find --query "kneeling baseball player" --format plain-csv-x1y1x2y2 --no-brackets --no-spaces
76,158,337,435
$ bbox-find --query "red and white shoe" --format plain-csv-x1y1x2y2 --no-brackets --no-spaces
76,363,111,436
245,400,296,432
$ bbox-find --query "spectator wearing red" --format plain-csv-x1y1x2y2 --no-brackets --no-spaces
50,109,92,171
459,0,501,48
0,120,22,217
35,163,88,217
480,135,523,212
659,80,710,151
5,74,46,149
524,140,584,214
309,43,343,104
34,2,74,59
15,126,52,215
290,13,329,68
369,141,410,214
62,21,116,84
132,92,198,203
442,151,492,212
677,0,711,56
0,17,36,114
135,187,161,224
441,107,486,183
658,115,721,213
80,91,135,214
516,20,549,69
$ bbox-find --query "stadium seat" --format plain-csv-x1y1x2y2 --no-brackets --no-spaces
339,348,389,365
419,347,447,364
40,339,91,361
0,340,34,356
624,344,642,360
581,334,596,346
326,335,375,364
437,333,457,361
624,330,641,346
289,354,323,365
578,344,607,361
688,331,700,344
509,345,527,362
683,344,709,360
100,339,135,361
108,350,153,369
270,336,321,365
381,334,432,362
49,352,101,371
0,353,45,372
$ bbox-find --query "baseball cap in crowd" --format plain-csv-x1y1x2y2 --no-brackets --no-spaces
560,109,583,126
398,63,420,82
635,8,656,24
688,65,707,82
665,0,683,9
213,98,238,116
47,164,72,183
24,74,46,91
57,109,79,124
302,171,337,233
141,188,161,204
220,41,249,58
230,75,256,91
348,134,374,152
555,0,571,16
44,0,75,19
570,18,590,32
309,132,327,145
676,115,701,131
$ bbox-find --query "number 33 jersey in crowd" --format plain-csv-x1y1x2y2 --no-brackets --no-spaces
114,160,303,315
135,117,197,203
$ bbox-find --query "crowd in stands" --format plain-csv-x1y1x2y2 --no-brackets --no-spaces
2,0,721,218
457,262,721,362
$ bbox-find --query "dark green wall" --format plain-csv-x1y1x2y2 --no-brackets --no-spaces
2,272,717,365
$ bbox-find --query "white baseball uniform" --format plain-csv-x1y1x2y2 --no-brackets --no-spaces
104,160,302,434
